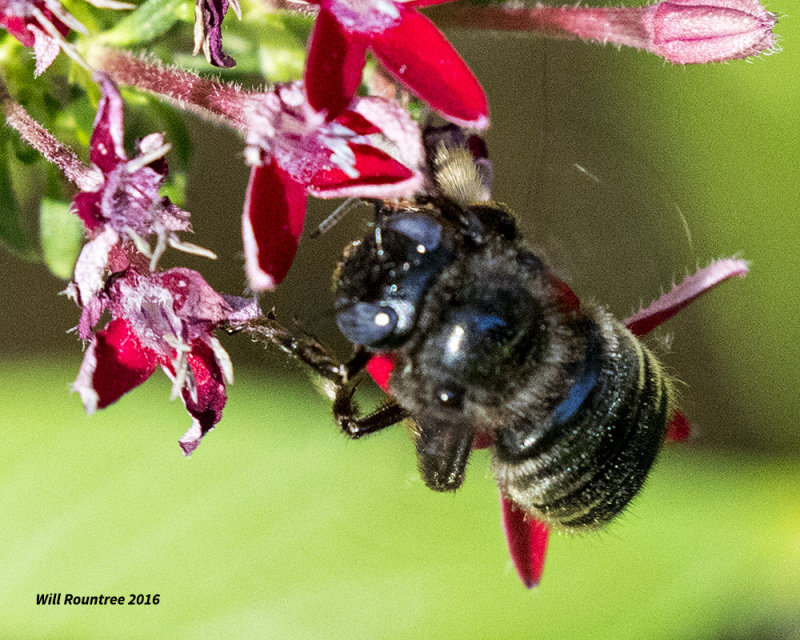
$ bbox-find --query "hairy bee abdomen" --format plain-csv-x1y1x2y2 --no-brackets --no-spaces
492,307,673,531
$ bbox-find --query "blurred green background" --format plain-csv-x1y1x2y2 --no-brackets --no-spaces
1,2,799,638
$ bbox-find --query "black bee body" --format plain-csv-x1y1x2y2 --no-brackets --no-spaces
333,196,673,530
257,126,674,532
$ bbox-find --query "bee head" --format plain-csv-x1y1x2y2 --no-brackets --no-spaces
334,210,458,350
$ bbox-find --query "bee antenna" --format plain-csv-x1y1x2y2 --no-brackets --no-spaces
310,198,363,238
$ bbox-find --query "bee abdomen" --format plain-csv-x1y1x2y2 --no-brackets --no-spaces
492,312,673,531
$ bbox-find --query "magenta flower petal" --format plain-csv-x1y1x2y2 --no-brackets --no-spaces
90,75,128,173
368,8,488,128
73,317,159,412
177,339,228,455
501,495,549,588
625,257,749,336
333,109,381,135
242,161,308,291
306,5,368,117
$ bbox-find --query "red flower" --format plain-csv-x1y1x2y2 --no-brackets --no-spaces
0,0,74,75
71,263,262,455
239,81,424,290
88,54,427,292
304,0,489,127
0,0,131,75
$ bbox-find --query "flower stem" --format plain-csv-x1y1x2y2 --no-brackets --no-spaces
96,49,248,126
0,81,98,190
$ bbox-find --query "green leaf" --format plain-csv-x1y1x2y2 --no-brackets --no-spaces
0,134,37,259
39,198,83,279
98,0,186,46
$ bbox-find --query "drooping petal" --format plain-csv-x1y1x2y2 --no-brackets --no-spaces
368,8,488,129
90,75,128,173
73,317,159,413
242,160,308,291
625,257,749,336
501,495,549,588
177,339,228,455
305,6,368,118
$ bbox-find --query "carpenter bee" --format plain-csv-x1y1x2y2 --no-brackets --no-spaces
258,125,674,531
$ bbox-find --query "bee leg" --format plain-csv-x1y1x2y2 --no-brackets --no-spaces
230,311,348,382
231,312,409,437
333,384,409,439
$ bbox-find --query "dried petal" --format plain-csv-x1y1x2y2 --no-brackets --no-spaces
193,0,237,68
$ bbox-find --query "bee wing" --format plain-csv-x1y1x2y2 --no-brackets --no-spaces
501,495,549,588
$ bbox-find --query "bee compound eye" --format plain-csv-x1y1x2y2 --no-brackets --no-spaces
384,213,442,252
335,302,398,346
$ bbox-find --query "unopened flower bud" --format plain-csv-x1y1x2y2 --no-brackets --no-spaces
642,0,778,63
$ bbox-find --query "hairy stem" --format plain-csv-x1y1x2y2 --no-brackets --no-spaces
96,48,248,126
1,81,98,190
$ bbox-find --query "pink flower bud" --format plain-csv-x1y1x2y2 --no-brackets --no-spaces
431,0,778,64
642,0,778,63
